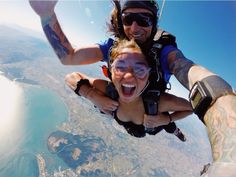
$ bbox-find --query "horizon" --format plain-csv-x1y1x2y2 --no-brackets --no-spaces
0,1,235,91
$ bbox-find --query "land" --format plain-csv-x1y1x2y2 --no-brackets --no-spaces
0,25,212,177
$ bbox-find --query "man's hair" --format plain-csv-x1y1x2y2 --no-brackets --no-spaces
109,39,143,63
107,7,120,37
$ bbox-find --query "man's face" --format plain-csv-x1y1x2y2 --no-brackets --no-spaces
122,8,154,44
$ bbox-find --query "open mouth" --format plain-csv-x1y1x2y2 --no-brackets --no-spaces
132,34,141,38
121,83,136,96
131,34,142,40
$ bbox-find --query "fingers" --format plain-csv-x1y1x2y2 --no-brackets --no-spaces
104,101,119,112
91,94,119,115
97,100,119,115
144,114,158,128
103,99,119,110
100,109,113,115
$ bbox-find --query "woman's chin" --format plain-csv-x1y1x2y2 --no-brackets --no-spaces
119,92,137,103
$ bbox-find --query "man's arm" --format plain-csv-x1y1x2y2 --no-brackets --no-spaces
188,66,236,163
167,49,195,89
168,49,236,176
205,95,236,162
29,0,103,65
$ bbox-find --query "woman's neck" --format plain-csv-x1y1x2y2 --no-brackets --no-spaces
118,96,142,106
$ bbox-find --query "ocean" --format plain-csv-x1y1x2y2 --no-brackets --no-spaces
0,75,212,177
0,76,68,177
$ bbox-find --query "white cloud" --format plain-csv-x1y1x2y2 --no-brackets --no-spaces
0,75,24,154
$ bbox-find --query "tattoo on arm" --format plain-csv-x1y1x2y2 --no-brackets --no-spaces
42,17,73,60
204,95,236,162
169,50,194,90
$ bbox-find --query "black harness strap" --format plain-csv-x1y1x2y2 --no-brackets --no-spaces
145,31,177,94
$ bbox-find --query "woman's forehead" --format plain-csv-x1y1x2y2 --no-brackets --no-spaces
116,50,146,63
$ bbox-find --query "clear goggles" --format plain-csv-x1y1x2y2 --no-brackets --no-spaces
111,59,151,79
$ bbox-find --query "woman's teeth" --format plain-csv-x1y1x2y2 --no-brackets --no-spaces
122,83,135,88
122,84,135,95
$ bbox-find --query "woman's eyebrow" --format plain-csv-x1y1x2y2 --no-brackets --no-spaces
135,61,148,66
115,60,125,64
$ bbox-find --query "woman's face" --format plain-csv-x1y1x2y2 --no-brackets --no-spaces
111,48,150,103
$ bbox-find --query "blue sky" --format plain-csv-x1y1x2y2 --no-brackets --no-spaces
160,1,236,90
0,0,235,94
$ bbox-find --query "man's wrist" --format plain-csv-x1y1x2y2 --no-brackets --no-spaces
189,75,235,121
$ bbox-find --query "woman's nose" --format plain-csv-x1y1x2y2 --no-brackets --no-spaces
123,68,135,79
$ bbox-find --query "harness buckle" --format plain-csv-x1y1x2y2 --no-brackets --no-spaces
146,90,160,97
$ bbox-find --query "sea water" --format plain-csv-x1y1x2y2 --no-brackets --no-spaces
0,76,68,177
0,75,213,177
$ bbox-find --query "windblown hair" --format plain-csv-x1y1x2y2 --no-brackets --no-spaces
109,39,143,63
106,7,120,37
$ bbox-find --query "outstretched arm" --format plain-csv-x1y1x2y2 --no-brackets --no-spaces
205,95,236,162
188,66,236,163
167,49,236,175
29,0,103,65
189,68,236,176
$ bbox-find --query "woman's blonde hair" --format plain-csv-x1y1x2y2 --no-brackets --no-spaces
109,39,143,64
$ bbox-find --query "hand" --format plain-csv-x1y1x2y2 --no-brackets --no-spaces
92,94,119,115
143,113,170,128
86,93,118,115
29,0,58,17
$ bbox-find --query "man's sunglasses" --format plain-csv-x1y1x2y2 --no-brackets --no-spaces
122,12,154,27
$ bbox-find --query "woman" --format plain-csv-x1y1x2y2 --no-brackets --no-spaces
65,39,193,139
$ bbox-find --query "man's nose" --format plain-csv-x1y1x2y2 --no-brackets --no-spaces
130,21,139,31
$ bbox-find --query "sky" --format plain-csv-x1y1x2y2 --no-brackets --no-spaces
0,0,236,96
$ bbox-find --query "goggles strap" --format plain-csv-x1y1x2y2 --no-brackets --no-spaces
138,80,150,97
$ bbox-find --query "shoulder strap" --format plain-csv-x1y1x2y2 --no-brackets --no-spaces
146,30,177,93
153,29,177,47
142,90,160,115
105,82,119,101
